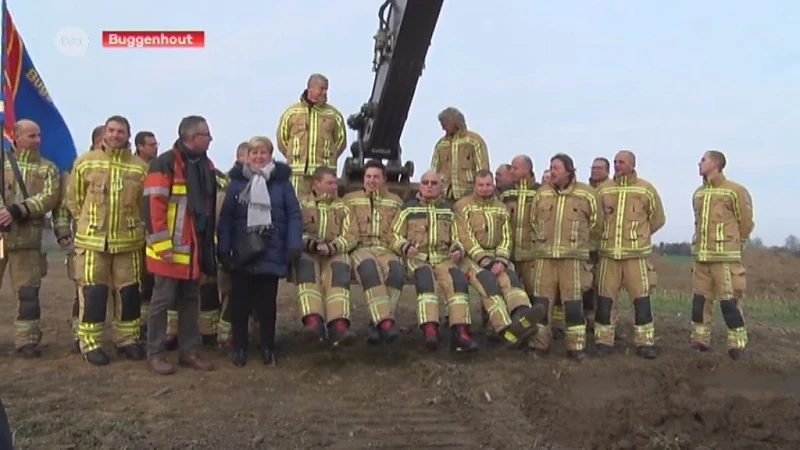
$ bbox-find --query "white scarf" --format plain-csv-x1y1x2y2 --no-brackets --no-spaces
239,162,276,231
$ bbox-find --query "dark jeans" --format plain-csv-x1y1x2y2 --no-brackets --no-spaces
147,276,201,357
231,271,279,351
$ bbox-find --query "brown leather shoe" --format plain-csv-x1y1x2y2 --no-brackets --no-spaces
178,353,215,371
148,357,175,376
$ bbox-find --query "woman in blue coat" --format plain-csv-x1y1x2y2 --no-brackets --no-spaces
217,136,303,367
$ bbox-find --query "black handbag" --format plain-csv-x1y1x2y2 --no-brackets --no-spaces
232,229,269,266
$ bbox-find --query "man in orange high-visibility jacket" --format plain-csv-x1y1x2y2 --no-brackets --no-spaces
144,115,217,376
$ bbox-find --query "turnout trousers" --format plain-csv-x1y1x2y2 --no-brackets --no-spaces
530,258,593,352
461,259,530,333
594,257,658,347
294,253,353,323
74,248,143,353
517,259,566,330
691,261,748,350
409,258,471,326
0,249,44,349
350,247,406,324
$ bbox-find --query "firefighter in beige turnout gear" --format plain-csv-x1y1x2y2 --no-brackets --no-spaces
529,154,603,361
0,120,61,357
454,170,546,348
583,156,611,331
276,73,347,198
67,116,149,366
690,150,754,361
391,170,478,352
294,166,358,346
431,107,490,202
595,151,665,359
343,159,405,344
62,125,105,353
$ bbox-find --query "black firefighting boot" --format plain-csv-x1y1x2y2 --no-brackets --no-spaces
85,348,111,366
377,319,400,343
17,344,41,358
728,348,745,361
165,335,178,351
500,304,546,349
421,322,439,351
202,334,218,347
450,325,478,353
301,314,326,343
366,322,381,345
117,343,145,361
328,319,356,347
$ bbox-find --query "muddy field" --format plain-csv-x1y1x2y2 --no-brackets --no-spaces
1,249,800,449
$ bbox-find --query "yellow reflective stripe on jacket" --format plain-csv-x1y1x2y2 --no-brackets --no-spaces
145,182,192,265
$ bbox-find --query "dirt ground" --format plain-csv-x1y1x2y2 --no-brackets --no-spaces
1,250,800,449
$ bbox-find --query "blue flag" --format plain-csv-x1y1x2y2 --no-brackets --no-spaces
2,1,77,173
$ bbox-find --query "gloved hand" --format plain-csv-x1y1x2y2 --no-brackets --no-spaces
217,251,233,273
286,248,301,262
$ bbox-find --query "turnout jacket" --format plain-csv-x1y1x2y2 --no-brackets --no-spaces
299,190,358,255
342,187,403,250
453,194,512,267
531,179,602,260
390,196,463,264
499,177,541,262
691,174,754,263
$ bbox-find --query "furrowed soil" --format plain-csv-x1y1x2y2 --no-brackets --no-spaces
2,248,800,449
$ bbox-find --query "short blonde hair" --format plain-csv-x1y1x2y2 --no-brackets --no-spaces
247,136,274,154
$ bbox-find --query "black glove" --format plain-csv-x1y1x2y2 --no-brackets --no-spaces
286,248,301,262
217,251,233,273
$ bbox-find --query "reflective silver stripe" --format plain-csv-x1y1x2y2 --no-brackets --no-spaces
172,197,187,246
144,186,170,196
146,230,171,245
174,245,191,254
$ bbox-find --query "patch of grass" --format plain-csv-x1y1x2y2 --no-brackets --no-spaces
617,289,800,325
658,254,692,266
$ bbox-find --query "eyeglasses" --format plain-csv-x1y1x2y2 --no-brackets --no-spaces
421,180,439,186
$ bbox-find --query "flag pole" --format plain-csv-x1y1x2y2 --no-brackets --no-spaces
0,0,8,259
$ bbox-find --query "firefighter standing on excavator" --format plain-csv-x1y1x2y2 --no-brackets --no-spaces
276,73,347,198
528,154,602,361
690,150,754,361
59,125,104,353
295,166,359,346
431,107,490,201
67,115,149,365
343,159,405,345
1,119,61,358
391,170,477,352
454,170,546,348
594,151,665,359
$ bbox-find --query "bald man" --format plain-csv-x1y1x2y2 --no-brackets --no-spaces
390,170,477,352
277,73,347,198
595,150,665,359
0,120,61,357
495,164,514,191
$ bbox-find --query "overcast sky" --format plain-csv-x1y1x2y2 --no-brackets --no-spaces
8,0,799,244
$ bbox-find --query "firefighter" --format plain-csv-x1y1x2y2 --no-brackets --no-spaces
165,169,229,349
454,170,546,348
276,73,347,198
391,170,477,352
61,125,104,353
134,130,158,335
294,166,358,346
528,153,602,361
431,107,490,201
541,169,551,186
494,163,513,192
690,150,754,361
67,115,149,366
583,156,611,332
595,151,665,359
0,120,61,358
343,159,405,345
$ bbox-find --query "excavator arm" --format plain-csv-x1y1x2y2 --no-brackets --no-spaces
341,0,444,196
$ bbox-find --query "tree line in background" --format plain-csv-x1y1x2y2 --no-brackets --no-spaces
657,236,800,258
